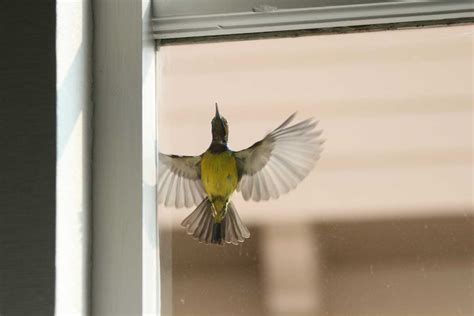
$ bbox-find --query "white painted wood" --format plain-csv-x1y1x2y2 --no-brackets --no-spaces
92,0,158,315
152,1,473,39
55,0,92,315
142,1,158,314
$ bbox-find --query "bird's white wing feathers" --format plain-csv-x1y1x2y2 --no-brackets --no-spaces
158,153,206,208
235,113,324,202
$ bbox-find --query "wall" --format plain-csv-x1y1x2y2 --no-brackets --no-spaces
166,217,474,316
157,25,473,224
0,1,57,315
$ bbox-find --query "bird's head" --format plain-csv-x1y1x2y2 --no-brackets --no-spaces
211,103,229,144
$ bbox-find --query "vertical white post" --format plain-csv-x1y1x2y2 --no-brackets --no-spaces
142,1,158,313
92,0,158,315
56,0,92,314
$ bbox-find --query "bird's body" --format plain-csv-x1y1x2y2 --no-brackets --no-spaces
158,104,324,245
200,149,238,222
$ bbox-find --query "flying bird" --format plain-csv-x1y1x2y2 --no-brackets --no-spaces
158,104,324,245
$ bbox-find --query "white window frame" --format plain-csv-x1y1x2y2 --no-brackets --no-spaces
152,0,473,40
89,0,472,315
91,0,158,315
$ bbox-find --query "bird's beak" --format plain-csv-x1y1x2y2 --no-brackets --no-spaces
215,103,221,119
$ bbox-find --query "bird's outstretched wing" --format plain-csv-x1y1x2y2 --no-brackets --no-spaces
158,153,206,208
234,113,324,202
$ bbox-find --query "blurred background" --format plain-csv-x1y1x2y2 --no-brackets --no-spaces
157,25,473,316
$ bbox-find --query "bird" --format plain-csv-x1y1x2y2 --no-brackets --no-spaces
158,104,324,245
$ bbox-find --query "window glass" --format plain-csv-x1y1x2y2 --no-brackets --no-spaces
157,25,473,316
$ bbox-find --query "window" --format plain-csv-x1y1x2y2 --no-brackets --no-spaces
86,1,472,314
156,25,472,316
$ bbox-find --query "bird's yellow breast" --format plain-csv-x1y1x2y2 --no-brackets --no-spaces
201,151,238,209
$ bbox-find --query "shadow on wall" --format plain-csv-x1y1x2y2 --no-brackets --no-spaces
164,215,473,316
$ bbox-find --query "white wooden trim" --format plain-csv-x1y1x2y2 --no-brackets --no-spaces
55,0,92,314
152,1,473,39
92,0,158,314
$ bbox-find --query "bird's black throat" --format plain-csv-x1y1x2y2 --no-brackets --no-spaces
209,141,228,153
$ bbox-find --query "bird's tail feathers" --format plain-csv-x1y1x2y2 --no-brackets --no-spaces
223,201,250,245
181,198,214,244
181,199,250,245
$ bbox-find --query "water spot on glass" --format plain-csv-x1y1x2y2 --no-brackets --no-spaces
421,265,427,279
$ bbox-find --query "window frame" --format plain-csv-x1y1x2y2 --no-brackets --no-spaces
152,0,473,42
91,0,158,315
90,1,472,315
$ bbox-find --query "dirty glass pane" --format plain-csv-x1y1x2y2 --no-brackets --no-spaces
156,25,473,316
